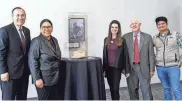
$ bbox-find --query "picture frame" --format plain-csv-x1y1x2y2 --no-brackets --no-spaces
68,18,85,43
68,13,88,58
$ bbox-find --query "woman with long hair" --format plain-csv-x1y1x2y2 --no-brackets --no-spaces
103,20,130,100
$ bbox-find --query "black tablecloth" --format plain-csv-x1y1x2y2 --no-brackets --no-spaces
59,57,106,100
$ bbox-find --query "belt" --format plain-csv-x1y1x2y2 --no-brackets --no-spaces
133,62,140,64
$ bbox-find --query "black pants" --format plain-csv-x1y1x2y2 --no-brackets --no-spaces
36,84,59,100
1,74,29,100
106,67,121,100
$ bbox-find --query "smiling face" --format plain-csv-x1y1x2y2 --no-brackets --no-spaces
156,21,168,32
111,23,119,36
12,8,26,27
130,19,141,33
40,21,53,39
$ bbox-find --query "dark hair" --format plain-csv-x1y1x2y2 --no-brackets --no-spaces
155,16,168,25
40,19,53,28
105,20,122,46
12,7,26,16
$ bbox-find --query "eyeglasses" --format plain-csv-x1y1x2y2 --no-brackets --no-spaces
41,26,52,29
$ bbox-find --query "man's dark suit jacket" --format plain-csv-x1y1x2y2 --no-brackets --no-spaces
0,23,31,79
28,35,61,86
123,32,155,78
102,37,131,75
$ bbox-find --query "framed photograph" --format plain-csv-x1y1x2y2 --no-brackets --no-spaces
69,18,85,43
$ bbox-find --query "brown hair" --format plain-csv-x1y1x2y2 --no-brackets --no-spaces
105,20,123,46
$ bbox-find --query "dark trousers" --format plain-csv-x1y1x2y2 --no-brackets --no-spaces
105,67,121,100
1,74,29,100
126,64,153,100
36,84,59,100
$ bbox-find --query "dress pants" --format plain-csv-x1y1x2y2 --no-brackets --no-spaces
105,66,121,100
36,84,59,100
126,64,153,100
1,74,29,100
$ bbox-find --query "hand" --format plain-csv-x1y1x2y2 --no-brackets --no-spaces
126,73,130,78
1,72,9,81
36,79,44,88
178,62,182,67
150,71,154,78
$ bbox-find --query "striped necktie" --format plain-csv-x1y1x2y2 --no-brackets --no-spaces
19,28,26,53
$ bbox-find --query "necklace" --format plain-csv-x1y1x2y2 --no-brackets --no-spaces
110,40,113,43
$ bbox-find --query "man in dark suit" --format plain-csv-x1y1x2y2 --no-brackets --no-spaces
0,7,31,100
123,18,155,100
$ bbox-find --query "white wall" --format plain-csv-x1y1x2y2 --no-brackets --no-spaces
0,0,181,98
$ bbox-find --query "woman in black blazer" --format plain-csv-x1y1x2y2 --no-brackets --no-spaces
103,20,130,100
28,19,61,100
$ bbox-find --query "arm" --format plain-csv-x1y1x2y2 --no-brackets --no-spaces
102,38,107,73
148,35,155,72
176,32,182,62
27,29,31,46
54,38,61,58
0,28,8,74
152,36,157,55
28,38,41,83
123,38,131,76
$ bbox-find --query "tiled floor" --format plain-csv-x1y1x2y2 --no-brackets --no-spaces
0,82,180,100
106,83,164,100
28,83,168,100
